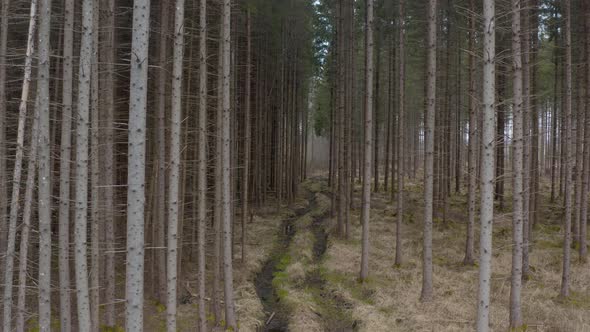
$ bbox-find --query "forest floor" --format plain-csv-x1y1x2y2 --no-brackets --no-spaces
137,175,590,331
236,175,590,332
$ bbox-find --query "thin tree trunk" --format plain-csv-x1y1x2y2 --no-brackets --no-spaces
155,0,170,302
99,0,116,324
37,0,53,329
89,1,100,329
395,0,405,266
360,0,374,282
166,0,185,329
242,9,252,263
476,0,495,329
509,0,524,326
126,0,151,329
421,0,437,302
74,0,95,327
57,0,74,329
560,0,573,299
221,0,237,328
196,0,207,328
15,95,40,332
0,0,9,277
464,0,476,265
581,0,590,261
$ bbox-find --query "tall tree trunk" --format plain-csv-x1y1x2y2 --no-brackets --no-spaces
90,1,101,329
476,1,495,329
581,0,590,261
221,0,237,328
360,0,374,282
395,0,405,266
37,0,53,329
420,0,437,302
126,0,151,329
74,0,95,327
15,95,40,332
57,0,74,330
0,0,8,278
242,10,252,263
2,2,36,329
166,0,185,330
99,0,116,324
196,0,207,328
509,0,524,326
464,0,476,265
155,0,170,302
521,0,531,282
560,0,573,299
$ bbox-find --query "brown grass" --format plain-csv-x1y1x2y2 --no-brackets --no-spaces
323,178,590,332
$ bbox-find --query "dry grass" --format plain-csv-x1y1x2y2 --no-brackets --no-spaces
323,178,590,332
233,205,296,331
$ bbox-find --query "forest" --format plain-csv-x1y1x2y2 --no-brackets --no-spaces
0,0,589,331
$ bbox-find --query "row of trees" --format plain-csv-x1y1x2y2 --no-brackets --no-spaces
0,0,316,330
316,0,589,330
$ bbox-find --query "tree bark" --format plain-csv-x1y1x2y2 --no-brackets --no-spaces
560,0,573,299
421,0,437,302
126,0,151,329
464,0,476,266
395,0,405,266
74,0,95,327
221,0,237,328
476,1,495,329
99,0,116,324
0,0,8,277
57,0,74,330
196,0,207,328
360,0,374,282
37,0,53,329
509,0,524,326
15,95,40,332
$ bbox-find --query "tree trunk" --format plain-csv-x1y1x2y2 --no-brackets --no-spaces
395,0,405,266
166,0,185,329
420,0,437,302
126,0,151,329
0,0,9,279
99,0,116,324
15,95,40,332
155,0,170,302
242,9,252,263
196,0,207,328
37,0,53,329
90,1,101,329
56,0,74,329
560,0,573,299
74,0,95,327
464,0,476,265
221,0,237,328
509,0,524,326
581,0,590,261
360,0,374,282
476,0,495,329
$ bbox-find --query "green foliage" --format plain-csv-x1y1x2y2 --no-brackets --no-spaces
101,325,125,332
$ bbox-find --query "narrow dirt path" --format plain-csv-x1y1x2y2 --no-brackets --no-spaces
306,192,357,332
254,194,313,332
254,178,357,331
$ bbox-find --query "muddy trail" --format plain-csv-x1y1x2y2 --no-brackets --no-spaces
306,196,358,332
254,193,315,332
255,179,357,332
